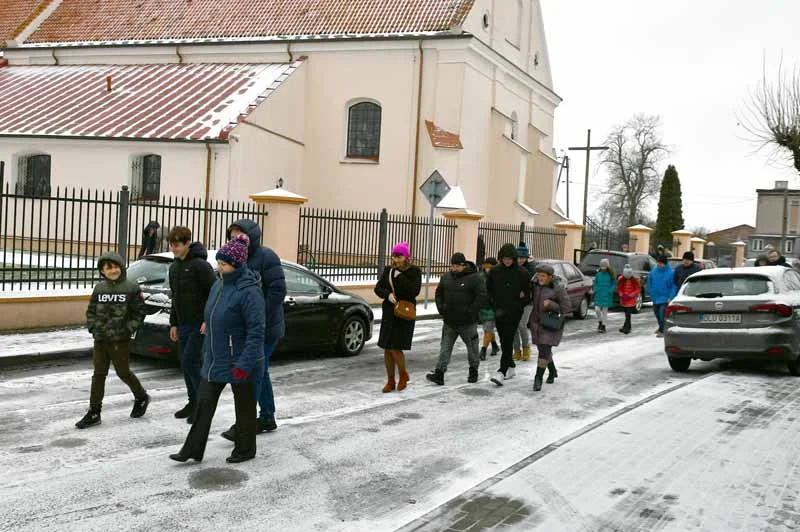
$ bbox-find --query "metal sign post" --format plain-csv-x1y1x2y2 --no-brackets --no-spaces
419,170,450,309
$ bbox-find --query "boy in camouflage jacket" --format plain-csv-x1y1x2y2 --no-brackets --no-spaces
75,252,150,429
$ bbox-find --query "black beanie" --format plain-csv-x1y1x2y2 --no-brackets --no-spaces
498,243,517,260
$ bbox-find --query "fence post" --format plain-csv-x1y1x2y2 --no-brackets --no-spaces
519,222,525,245
377,208,388,278
250,188,308,262
118,185,130,262
0,161,4,229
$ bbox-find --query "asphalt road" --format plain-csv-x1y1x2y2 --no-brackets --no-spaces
1,309,798,531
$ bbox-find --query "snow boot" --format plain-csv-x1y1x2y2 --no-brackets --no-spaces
382,379,396,393
174,403,194,419
257,416,278,433
522,346,531,361
397,371,410,391
490,341,499,356
513,350,522,361
533,367,545,391
597,321,603,331
490,370,505,386
130,393,151,418
75,405,101,429
546,361,558,384
504,367,516,380
426,369,445,386
468,367,479,383
599,323,606,333
480,346,487,361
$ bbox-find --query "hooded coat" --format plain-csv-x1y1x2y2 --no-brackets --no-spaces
486,244,532,319
529,278,572,346
87,252,146,342
435,261,487,327
201,266,266,383
592,270,617,309
616,275,641,308
647,264,677,304
227,219,287,344
168,242,217,327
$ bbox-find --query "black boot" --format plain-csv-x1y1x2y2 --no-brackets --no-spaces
426,369,445,386
174,402,195,419
130,393,151,418
597,321,603,331
468,367,479,383
599,323,606,333
546,361,558,383
75,405,101,429
479,346,487,361
491,341,499,356
533,367,545,391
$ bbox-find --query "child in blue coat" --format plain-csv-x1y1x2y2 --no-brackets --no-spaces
170,234,265,464
592,258,617,333
646,255,677,337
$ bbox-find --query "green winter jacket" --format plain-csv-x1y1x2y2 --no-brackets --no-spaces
87,252,146,342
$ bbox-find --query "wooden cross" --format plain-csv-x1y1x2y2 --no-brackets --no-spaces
568,129,608,245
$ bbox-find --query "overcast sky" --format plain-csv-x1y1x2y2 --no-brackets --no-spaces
541,0,800,232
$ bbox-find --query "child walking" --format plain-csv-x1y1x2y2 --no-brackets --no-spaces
479,257,500,360
76,252,150,429
592,258,616,333
616,264,641,334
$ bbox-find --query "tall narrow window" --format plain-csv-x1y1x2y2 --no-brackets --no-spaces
131,154,161,201
16,154,51,197
346,101,382,160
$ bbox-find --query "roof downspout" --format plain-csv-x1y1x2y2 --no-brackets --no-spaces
51,47,59,65
203,143,212,241
411,39,424,220
287,42,293,62
175,45,183,64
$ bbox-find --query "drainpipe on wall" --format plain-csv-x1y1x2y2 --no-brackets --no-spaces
411,40,425,221
287,42,294,62
204,143,212,241
175,45,183,64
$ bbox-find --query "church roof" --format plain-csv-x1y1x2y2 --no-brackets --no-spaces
17,0,475,47
0,60,302,140
1,0,50,43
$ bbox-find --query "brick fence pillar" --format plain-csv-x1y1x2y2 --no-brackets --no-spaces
553,221,585,263
626,224,654,254
690,237,707,260
249,188,308,262
442,209,484,263
671,229,694,258
731,241,747,267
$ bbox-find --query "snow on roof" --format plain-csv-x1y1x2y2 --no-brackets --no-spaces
0,60,302,140
21,0,475,46
1,0,48,43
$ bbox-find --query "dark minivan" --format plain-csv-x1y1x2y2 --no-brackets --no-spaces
578,250,657,312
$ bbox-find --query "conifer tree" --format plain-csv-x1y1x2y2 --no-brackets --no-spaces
653,165,684,249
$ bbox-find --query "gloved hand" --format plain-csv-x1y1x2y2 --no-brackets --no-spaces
232,367,248,381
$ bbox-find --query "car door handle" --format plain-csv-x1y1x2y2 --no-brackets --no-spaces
287,297,297,306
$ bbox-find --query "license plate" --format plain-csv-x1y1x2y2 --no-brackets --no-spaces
699,313,742,324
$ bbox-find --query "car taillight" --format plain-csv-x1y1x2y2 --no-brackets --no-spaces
665,304,691,318
668,346,681,353
750,304,792,317
767,347,787,354
148,347,172,353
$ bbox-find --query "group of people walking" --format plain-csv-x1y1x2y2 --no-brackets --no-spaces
75,218,286,465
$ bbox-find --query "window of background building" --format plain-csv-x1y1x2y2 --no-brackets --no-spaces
131,154,161,201
16,153,51,197
346,101,382,160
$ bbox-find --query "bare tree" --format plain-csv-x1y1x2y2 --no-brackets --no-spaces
689,226,709,239
742,60,800,173
599,114,668,227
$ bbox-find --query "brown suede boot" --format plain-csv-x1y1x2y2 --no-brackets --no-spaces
382,379,396,393
522,346,531,361
397,372,410,391
513,350,522,361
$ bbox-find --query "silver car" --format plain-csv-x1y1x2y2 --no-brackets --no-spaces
664,266,800,375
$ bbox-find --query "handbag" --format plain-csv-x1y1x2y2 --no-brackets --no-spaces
540,311,564,331
388,269,416,321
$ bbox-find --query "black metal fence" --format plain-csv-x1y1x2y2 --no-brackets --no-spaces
297,207,457,282
703,244,737,267
583,216,628,252
0,170,266,291
478,221,566,262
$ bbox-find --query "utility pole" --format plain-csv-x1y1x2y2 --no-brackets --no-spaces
556,155,570,219
780,180,789,255
569,129,608,246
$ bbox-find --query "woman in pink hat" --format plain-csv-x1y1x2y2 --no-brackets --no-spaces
374,242,422,392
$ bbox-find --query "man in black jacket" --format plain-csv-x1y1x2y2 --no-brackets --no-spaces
427,253,487,385
486,243,532,385
672,251,702,287
167,226,217,422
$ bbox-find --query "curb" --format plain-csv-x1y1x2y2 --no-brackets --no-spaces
0,346,92,368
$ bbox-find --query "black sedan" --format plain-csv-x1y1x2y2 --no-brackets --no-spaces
128,252,374,359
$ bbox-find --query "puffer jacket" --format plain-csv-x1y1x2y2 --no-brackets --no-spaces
227,219,287,344
672,262,702,287
486,263,531,319
168,242,217,326
201,266,266,383
529,279,572,346
647,264,677,304
435,262,487,327
616,275,641,308
592,270,617,309
87,252,146,342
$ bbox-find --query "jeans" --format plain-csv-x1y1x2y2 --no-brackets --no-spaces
653,303,667,333
254,340,279,420
180,380,256,460
513,304,534,351
177,323,203,406
90,341,146,407
496,310,523,373
436,322,480,373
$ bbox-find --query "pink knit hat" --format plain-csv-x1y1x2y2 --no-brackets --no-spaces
216,233,250,268
391,241,410,258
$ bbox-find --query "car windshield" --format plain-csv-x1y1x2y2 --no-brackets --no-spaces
579,253,627,274
682,275,771,297
127,258,170,285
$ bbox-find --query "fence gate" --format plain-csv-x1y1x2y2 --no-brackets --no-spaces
478,221,565,261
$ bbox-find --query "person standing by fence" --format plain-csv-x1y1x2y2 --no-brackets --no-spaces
374,242,422,393
592,259,616,333
487,243,532,386
529,263,571,391
221,219,286,442
167,227,216,424
138,221,161,258
426,252,486,385
513,242,537,362
76,252,150,429
616,264,640,334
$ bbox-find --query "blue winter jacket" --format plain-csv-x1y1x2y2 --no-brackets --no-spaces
592,270,617,309
201,266,266,383
647,264,677,305
227,219,287,344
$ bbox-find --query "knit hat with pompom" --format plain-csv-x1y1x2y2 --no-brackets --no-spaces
216,233,250,268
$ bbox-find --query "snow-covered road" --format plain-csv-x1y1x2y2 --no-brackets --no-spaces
1,310,796,531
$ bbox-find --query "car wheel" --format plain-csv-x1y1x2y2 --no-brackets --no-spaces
573,296,589,319
632,293,643,314
788,358,800,376
668,356,691,372
338,316,366,356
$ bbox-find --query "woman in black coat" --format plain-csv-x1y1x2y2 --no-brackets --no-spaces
374,242,422,393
